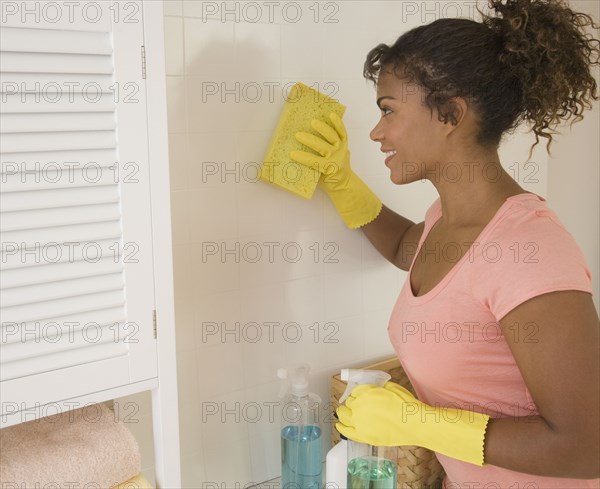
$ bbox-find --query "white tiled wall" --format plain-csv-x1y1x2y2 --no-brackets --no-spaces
162,1,550,486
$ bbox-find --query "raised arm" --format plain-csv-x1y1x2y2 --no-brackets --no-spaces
361,207,423,272
290,113,423,271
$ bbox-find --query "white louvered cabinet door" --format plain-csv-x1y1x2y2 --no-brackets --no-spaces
0,1,158,427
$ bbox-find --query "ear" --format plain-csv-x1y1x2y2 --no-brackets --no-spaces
439,97,468,134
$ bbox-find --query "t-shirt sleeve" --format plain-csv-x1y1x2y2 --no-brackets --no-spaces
468,207,594,321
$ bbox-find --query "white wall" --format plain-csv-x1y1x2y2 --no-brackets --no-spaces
161,0,597,486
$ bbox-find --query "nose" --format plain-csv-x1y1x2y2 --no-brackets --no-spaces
370,119,383,142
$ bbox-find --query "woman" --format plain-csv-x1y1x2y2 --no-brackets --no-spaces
290,0,600,486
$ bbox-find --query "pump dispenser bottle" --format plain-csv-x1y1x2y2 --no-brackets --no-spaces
325,369,397,488
278,364,323,489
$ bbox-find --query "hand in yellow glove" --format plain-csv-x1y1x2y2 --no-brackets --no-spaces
336,382,490,467
290,113,382,229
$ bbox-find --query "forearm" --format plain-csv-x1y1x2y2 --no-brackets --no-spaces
484,416,600,478
361,204,414,269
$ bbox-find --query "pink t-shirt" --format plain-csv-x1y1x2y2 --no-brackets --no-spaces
387,192,598,488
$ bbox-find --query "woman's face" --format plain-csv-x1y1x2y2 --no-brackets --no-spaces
370,70,448,184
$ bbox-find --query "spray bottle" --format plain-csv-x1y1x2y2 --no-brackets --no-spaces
325,369,396,488
278,364,323,489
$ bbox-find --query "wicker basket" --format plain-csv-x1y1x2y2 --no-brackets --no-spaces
330,357,446,489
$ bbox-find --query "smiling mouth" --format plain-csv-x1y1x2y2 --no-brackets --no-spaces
385,150,397,164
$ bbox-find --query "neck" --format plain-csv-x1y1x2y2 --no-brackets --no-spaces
427,148,526,228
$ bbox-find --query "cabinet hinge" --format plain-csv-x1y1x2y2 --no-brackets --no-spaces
153,309,157,339
141,45,147,80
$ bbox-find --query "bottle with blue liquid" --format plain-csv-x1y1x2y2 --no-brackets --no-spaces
278,364,323,489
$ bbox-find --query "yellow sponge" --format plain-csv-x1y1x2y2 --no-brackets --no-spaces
260,82,346,199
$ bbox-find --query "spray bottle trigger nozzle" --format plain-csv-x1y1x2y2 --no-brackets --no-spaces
338,369,392,403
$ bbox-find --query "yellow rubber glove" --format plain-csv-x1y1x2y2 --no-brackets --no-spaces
290,113,382,229
336,382,490,467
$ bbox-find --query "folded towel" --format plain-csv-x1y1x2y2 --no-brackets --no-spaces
0,402,141,488
112,473,152,489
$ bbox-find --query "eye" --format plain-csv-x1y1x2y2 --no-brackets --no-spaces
380,107,392,116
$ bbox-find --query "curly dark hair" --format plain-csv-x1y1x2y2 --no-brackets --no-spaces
364,0,600,156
